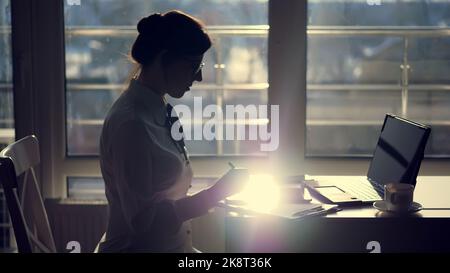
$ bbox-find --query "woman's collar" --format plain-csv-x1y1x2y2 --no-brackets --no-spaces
128,79,167,126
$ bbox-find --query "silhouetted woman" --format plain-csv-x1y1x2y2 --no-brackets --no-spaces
98,10,245,252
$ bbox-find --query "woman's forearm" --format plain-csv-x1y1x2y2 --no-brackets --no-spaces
174,188,221,222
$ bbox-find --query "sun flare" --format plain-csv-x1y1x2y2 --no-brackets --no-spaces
232,174,280,213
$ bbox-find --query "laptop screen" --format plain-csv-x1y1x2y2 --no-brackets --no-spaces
367,114,431,186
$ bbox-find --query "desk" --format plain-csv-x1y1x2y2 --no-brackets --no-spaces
223,176,450,253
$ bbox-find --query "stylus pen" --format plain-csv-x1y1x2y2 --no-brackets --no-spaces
301,207,342,218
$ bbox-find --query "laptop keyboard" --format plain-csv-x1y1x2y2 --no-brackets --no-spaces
338,180,384,201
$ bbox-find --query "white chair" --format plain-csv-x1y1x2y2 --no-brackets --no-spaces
0,135,56,253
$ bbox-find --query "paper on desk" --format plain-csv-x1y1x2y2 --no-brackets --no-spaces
222,200,338,219
263,203,340,219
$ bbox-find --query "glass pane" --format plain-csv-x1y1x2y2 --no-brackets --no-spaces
64,0,267,26
0,0,13,252
67,177,106,200
307,36,403,84
224,89,267,106
65,36,133,84
0,0,13,149
408,37,450,84
64,0,268,156
308,0,450,26
306,0,450,157
67,90,118,155
220,36,268,85
408,90,450,156
307,90,402,156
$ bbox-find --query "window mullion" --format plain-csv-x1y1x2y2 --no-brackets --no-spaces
29,0,66,198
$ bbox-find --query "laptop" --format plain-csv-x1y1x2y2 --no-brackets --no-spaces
304,114,431,206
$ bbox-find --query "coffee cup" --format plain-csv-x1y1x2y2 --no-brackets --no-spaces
384,183,415,212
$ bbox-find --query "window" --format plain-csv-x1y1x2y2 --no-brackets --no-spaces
0,0,13,251
0,0,13,149
7,1,448,202
306,0,450,157
64,0,268,156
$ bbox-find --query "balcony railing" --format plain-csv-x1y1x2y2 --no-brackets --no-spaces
2,26,450,152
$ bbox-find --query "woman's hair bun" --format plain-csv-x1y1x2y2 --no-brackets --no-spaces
131,10,211,66
137,13,165,35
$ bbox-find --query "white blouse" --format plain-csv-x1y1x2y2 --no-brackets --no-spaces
98,79,194,252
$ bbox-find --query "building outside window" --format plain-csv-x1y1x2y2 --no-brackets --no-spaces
306,0,450,157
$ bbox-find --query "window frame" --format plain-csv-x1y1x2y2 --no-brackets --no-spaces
11,0,450,199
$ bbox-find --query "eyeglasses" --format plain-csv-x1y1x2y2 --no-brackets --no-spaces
180,56,205,76
194,62,205,75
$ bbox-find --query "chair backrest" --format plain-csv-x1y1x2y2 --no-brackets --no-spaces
0,135,56,253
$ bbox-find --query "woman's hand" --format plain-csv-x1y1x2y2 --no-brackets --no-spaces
207,168,249,202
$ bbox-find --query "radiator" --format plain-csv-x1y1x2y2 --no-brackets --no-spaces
45,199,107,253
